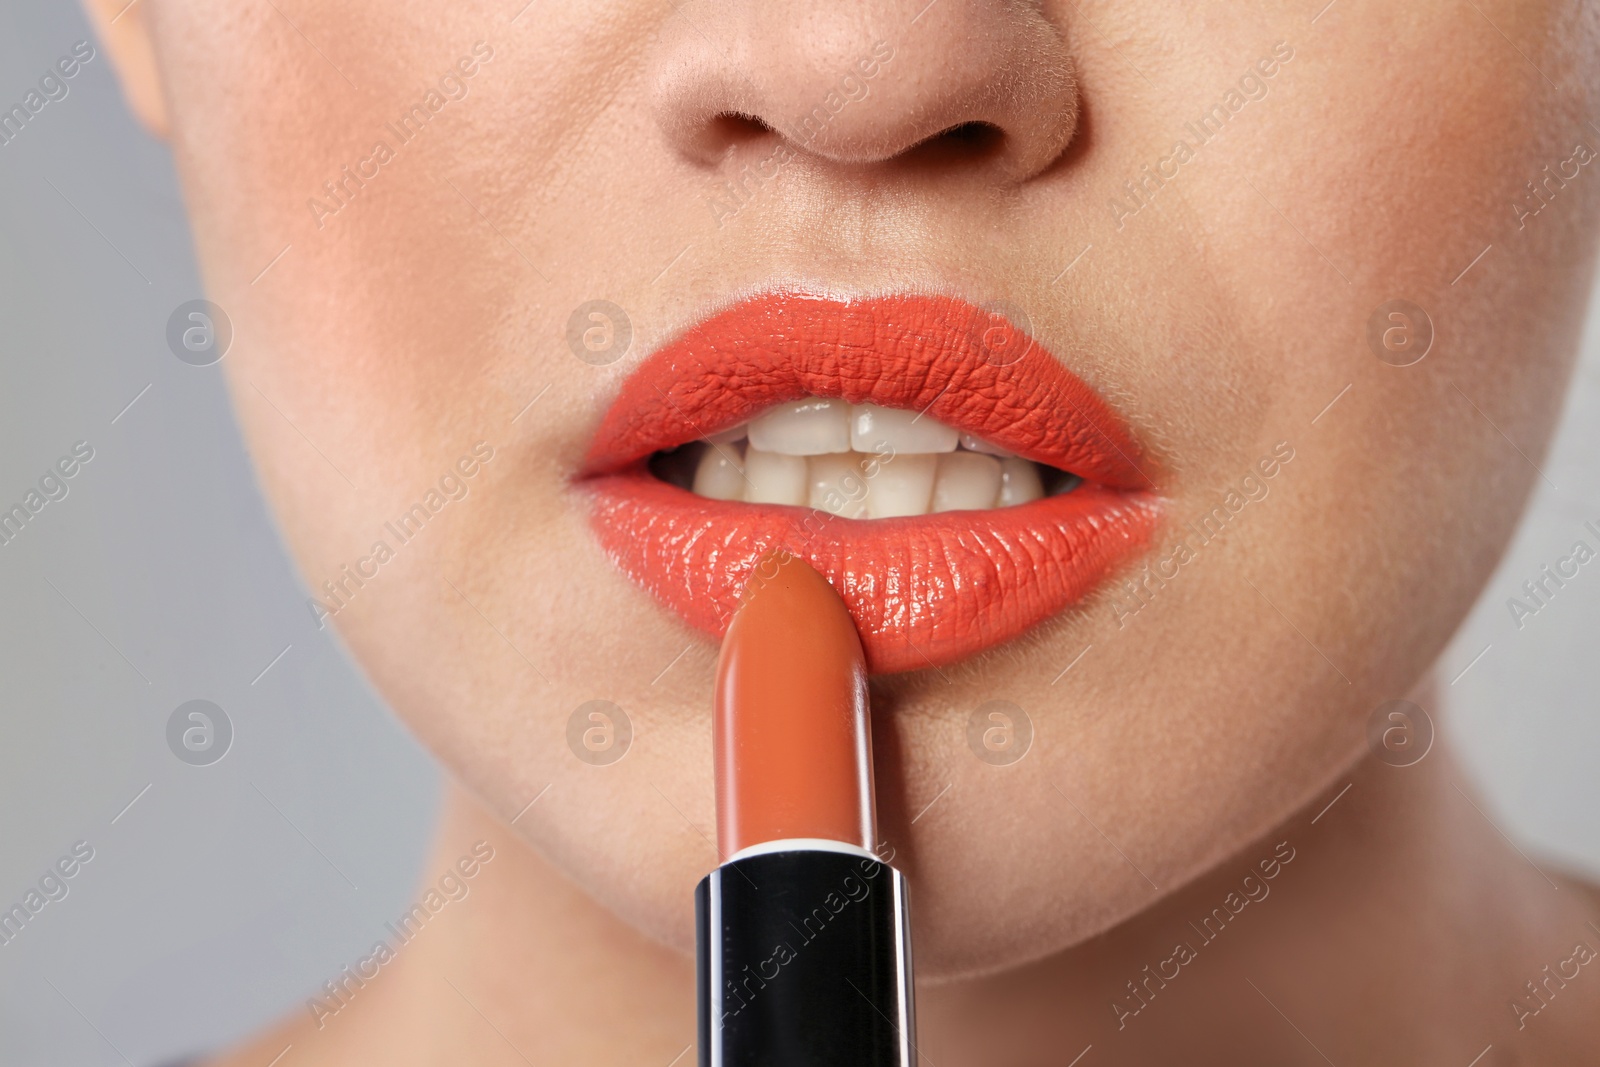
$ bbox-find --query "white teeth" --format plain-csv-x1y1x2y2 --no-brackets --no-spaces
931,452,1003,512
677,397,1071,515
692,443,747,501
743,446,809,506
851,403,959,455
746,399,1005,457
808,454,869,518
707,423,748,445
747,398,852,456
958,432,1014,458
996,456,1043,507
866,454,937,519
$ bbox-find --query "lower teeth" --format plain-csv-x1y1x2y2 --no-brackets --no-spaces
652,441,1081,516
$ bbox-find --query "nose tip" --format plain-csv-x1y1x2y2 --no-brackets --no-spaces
652,1,1080,182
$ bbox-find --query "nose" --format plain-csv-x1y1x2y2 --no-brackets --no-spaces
651,0,1080,182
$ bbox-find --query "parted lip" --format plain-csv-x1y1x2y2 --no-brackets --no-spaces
579,292,1160,673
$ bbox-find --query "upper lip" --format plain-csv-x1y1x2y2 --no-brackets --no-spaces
581,291,1150,487
578,291,1159,673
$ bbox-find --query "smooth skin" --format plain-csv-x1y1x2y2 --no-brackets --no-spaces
87,0,1600,1062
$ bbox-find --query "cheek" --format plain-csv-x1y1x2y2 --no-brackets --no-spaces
158,5,641,590
1259,6,1596,642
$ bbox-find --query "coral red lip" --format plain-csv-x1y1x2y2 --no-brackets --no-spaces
579,292,1160,673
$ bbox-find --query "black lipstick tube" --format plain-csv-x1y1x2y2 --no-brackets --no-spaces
695,842,916,1067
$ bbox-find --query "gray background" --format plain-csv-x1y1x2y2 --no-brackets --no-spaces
0,3,1595,1065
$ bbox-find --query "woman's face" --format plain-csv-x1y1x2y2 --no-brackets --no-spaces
128,0,1598,977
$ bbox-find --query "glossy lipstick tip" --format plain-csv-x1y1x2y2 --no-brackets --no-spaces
714,550,875,857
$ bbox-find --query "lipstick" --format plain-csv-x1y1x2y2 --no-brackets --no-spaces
696,550,916,1066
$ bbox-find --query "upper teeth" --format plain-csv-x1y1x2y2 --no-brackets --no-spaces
681,396,1077,516
746,398,1006,458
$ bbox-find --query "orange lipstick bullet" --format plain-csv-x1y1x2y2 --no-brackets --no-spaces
696,550,917,1067
714,548,875,856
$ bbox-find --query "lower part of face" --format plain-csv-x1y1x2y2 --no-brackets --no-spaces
147,0,1599,976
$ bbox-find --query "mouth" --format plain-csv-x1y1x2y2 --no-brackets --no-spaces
579,292,1160,673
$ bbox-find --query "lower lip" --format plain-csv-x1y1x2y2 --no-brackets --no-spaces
583,472,1159,673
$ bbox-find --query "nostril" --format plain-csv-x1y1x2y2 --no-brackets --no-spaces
938,122,1004,147
711,112,774,140
899,120,1006,167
